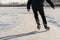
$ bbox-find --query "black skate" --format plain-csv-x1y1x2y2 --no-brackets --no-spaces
36,19,40,30
45,27,50,31
37,23,40,30
44,24,50,31
37,25,40,30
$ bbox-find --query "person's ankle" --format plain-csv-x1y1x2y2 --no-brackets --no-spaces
43,24,47,26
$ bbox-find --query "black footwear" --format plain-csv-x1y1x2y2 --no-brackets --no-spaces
45,27,50,31
43,24,50,31
37,25,40,30
36,19,40,30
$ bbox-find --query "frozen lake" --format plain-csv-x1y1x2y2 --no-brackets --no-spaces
0,7,60,30
0,7,60,40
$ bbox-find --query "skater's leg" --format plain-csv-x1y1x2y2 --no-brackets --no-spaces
38,8,49,28
32,9,40,30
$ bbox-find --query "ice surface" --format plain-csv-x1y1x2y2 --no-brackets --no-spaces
0,7,60,30
0,7,60,40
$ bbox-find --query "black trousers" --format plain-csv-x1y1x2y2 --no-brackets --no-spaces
32,8,47,26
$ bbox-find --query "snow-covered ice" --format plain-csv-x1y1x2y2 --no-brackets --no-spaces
0,7,60,40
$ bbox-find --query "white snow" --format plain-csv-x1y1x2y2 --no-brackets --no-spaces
0,7,60,40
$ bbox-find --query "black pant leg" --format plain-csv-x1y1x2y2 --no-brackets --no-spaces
32,9,40,25
38,8,47,25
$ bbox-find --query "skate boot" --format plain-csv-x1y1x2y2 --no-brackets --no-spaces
36,19,40,30
37,22,40,30
37,24,40,30
44,24,50,31
45,27,50,31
